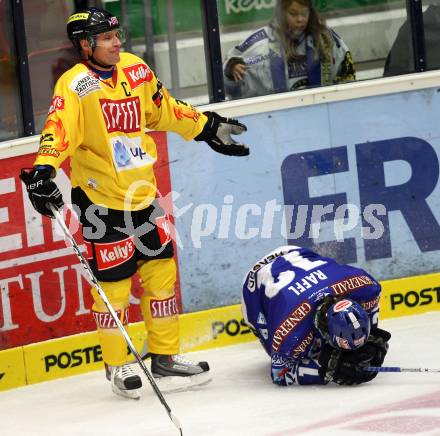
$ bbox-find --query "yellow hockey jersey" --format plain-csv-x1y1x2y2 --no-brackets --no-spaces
34,52,207,210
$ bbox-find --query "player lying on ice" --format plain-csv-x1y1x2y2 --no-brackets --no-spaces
242,246,391,386
19,7,249,399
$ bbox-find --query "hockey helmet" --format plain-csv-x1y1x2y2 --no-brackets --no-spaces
67,7,122,50
315,297,370,350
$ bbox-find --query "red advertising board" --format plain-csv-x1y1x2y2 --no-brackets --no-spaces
0,132,180,350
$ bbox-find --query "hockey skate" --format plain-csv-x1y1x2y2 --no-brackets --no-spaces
150,353,212,393
105,363,142,400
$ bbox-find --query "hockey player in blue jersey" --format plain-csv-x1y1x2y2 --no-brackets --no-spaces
242,245,391,386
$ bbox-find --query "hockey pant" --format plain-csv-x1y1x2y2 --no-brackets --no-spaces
92,257,179,366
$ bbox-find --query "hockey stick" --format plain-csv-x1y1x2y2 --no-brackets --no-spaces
365,366,440,373
50,205,183,436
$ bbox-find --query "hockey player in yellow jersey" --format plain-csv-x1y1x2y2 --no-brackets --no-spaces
20,7,249,399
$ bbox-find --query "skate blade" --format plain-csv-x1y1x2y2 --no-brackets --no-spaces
111,384,141,400
154,371,212,393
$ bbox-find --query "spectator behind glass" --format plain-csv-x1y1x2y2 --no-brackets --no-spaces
223,0,355,99
383,3,440,77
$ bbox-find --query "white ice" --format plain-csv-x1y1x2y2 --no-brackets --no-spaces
2,312,440,436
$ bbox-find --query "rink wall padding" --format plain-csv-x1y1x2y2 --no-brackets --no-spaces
2,73,440,392
1,270,440,392
0,133,183,351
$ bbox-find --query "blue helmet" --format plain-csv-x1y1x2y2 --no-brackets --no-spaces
318,298,370,350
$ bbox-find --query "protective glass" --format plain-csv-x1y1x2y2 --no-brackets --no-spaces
93,28,126,47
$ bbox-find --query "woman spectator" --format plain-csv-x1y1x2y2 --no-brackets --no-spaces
223,0,355,99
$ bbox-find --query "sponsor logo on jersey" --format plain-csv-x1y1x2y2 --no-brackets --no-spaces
71,71,101,97
152,81,163,107
173,100,200,122
236,28,268,53
93,236,135,271
361,295,380,311
47,95,65,115
110,136,156,171
292,331,314,358
93,308,129,329
122,63,153,89
100,96,141,133
272,353,296,368
155,215,171,246
288,60,308,79
150,296,179,318
330,275,375,296
37,119,69,157
272,301,312,352
257,312,267,325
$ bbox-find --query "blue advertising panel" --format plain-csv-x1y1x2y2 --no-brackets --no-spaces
168,88,440,312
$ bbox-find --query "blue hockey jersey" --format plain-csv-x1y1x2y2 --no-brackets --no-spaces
242,246,382,386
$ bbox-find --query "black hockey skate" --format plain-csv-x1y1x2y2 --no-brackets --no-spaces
105,363,142,400
150,353,212,393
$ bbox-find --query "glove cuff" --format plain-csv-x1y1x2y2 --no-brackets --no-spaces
193,112,220,142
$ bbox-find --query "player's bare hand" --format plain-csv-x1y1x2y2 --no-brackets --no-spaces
232,62,249,82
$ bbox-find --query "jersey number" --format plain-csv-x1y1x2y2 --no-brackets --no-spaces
257,251,327,299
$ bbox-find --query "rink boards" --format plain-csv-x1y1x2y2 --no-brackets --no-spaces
2,72,440,392
1,270,440,392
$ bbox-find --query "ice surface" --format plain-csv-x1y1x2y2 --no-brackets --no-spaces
1,312,440,436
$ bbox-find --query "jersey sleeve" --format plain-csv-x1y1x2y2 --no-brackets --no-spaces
34,75,83,170
143,68,208,140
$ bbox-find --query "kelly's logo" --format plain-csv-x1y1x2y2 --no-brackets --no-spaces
123,63,153,90
89,236,135,270
48,95,65,115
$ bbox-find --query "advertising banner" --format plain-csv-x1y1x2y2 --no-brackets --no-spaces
167,87,440,312
0,132,180,351
105,0,394,37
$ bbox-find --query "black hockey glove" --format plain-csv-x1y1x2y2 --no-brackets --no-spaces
20,166,64,218
194,111,249,156
318,327,391,386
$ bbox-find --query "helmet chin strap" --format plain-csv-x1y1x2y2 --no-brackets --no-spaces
88,54,114,70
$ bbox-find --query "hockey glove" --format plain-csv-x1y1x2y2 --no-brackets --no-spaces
318,327,391,386
20,166,64,218
194,111,249,156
